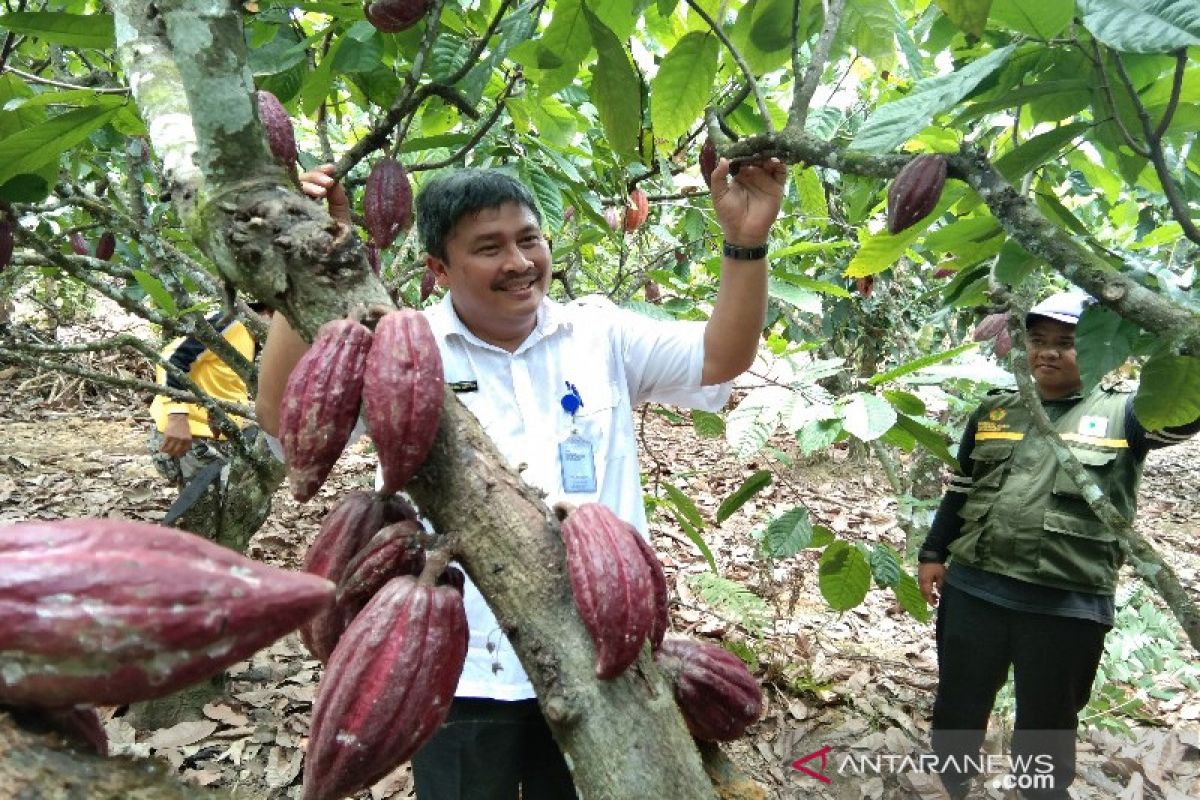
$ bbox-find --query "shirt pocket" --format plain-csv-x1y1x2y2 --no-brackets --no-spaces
969,440,1015,489
1051,447,1117,499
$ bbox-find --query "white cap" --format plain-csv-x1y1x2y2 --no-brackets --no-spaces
1026,291,1093,326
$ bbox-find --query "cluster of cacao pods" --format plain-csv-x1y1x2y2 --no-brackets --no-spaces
0,518,335,753
622,188,650,231
257,89,298,169
561,503,669,679
67,230,115,260
886,153,947,235
279,307,444,502
364,0,429,33
655,636,763,741
973,310,1013,357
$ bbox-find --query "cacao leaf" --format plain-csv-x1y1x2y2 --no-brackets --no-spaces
1133,353,1200,429
990,0,1074,39
583,5,641,161
867,543,903,589
1076,305,1139,392
761,505,813,559
818,540,871,611
0,106,121,188
893,571,931,622
0,11,114,49
1078,0,1200,53
716,470,772,524
932,0,993,38
840,392,897,442
691,409,724,439
650,32,719,142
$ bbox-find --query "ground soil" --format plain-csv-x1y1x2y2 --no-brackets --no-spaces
1,366,1197,800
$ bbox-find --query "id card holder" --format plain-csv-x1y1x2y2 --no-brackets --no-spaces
559,432,597,494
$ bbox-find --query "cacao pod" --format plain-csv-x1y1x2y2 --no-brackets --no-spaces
656,636,762,741
363,309,445,494
94,231,115,261
363,0,429,33
257,90,298,168
438,565,465,594
993,327,1013,358
699,138,718,187
300,491,416,661
561,503,653,679
603,207,621,230
419,267,437,302
0,518,334,708
363,158,413,249
856,276,874,297
973,312,1009,343
302,576,468,800
644,280,661,304
628,526,669,651
279,317,373,502
68,232,88,256
563,205,575,222
335,519,426,618
932,266,956,279
0,219,12,271
886,154,947,235
5,704,109,756
623,188,649,232
366,240,381,276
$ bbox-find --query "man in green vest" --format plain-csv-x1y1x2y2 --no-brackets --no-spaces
917,291,1200,799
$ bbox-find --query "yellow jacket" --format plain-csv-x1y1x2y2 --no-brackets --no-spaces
150,318,256,439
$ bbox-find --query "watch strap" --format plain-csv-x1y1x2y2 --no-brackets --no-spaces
722,241,768,260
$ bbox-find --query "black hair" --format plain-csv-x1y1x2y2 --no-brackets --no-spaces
415,168,541,260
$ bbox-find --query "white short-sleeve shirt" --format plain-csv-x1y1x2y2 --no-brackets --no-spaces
424,293,731,700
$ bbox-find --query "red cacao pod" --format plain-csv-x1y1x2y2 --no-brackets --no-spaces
366,240,381,276
0,219,12,271
623,188,649,231
363,0,429,33
655,637,762,741
628,526,669,651
256,90,298,168
856,276,874,297
335,519,426,618
363,158,413,249
300,491,416,661
886,154,947,235
561,503,653,679
419,267,437,302
302,576,468,800
700,138,718,187
438,565,465,594
0,518,333,708
644,280,661,304
993,327,1013,358
363,309,445,494
94,231,115,261
279,317,373,502
932,266,956,279
68,232,88,256
973,312,1009,343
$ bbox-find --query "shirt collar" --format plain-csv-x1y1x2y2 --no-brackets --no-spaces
426,293,573,353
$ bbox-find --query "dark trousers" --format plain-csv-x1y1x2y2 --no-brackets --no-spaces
931,584,1107,799
412,698,576,800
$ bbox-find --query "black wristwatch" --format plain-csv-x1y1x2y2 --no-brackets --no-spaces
722,240,769,260
917,549,945,564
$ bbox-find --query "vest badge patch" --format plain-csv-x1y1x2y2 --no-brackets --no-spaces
988,408,1007,421
1079,415,1109,437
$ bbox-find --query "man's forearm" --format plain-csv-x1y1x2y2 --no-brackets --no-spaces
255,313,311,436
701,255,767,386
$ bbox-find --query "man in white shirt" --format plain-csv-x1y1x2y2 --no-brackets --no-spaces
257,158,785,799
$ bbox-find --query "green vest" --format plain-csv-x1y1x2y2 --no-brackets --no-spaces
947,386,1141,595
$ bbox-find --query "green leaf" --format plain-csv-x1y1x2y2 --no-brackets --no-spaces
1076,305,1139,392
989,0,1074,39
521,163,564,230
583,6,641,161
0,12,114,49
0,106,120,187
331,29,383,73
749,0,795,52
995,121,1091,182
844,224,922,278
1079,0,1200,53
768,277,822,314
692,410,725,439
1133,354,1200,429
716,470,772,524
674,511,717,572
933,0,993,38
819,540,872,611
521,0,593,94
762,505,813,559
882,389,926,416
993,239,1041,286
131,270,178,316
850,44,1017,153
868,543,904,588
840,392,897,442
688,573,770,632
894,571,931,622
810,524,835,548
921,216,1002,253
797,418,843,455
868,342,979,385
588,0,640,40
840,0,899,66
795,167,829,221
895,413,959,471
663,481,706,532
773,271,851,298
650,32,719,142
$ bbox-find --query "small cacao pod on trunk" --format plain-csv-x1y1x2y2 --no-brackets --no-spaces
363,158,413,249
973,311,1009,342
363,309,444,494
623,188,649,231
302,576,468,800
300,491,416,661
993,327,1013,358
256,90,298,168
366,240,382,276
438,564,465,594
363,0,429,33
419,267,437,302
628,526,669,651
656,636,762,741
279,317,373,502
0,218,12,271
68,232,88,256
886,154,947,234
0,518,334,708
561,503,653,679
94,231,115,261
699,138,718,187
335,519,426,620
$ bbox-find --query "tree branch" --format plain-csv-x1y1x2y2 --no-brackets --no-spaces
2,65,129,93
1085,40,1149,158
789,0,847,130
409,72,520,172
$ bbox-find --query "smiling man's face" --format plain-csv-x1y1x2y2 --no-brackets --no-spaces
1027,317,1082,400
427,201,552,352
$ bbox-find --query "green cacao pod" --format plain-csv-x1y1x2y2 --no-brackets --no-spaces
363,158,413,249
302,575,468,800
656,636,762,741
886,154,947,235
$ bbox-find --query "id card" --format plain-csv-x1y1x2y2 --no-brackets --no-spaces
559,433,597,494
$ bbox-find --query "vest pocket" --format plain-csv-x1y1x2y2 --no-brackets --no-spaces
1051,447,1117,498
970,440,1015,488
1038,509,1119,590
